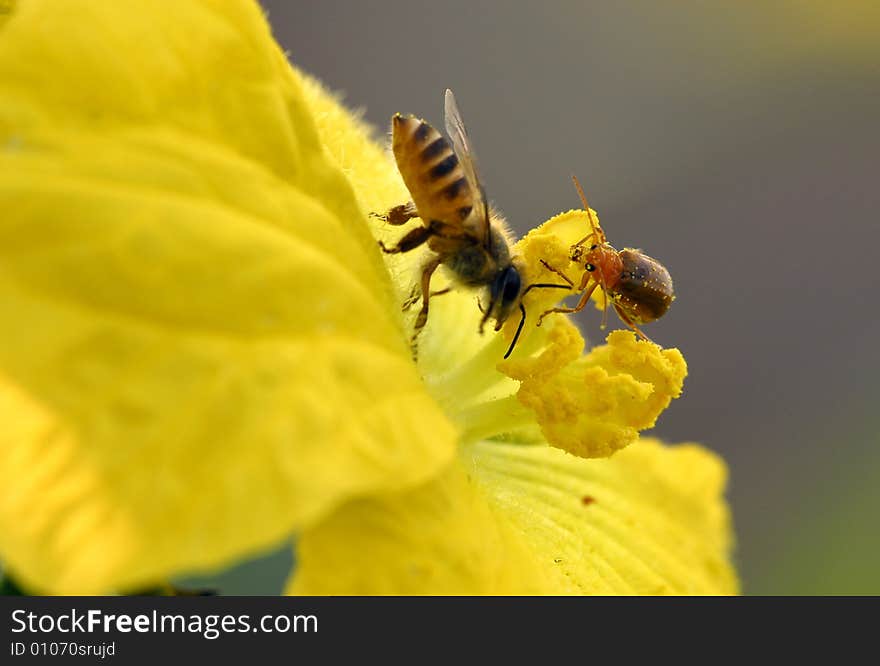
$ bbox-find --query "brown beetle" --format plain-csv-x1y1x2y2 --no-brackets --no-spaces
537,176,674,341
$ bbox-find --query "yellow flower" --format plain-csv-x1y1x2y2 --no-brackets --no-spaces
0,0,737,594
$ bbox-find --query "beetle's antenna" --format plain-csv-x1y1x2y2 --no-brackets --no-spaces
571,174,605,246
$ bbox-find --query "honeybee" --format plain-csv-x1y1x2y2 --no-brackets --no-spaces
537,176,674,340
377,90,569,358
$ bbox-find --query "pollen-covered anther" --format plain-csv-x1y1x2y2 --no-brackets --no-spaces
499,321,687,459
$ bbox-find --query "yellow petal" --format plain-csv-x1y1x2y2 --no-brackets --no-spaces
288,457,564,595
289,438,737,595
0,0,455,593
0,1,14,27
469,438,738,594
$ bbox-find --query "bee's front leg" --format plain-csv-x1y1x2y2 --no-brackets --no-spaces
370,201,418,225
402,285,451,311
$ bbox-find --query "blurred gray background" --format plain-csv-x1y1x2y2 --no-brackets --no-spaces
204,1,878,595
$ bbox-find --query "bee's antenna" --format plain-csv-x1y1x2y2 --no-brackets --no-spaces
503,282,571,359
520,283,572,298
504,303,527,359
571,174,605,246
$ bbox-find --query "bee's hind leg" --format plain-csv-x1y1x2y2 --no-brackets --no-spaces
370,201,418,225
410,257,442,355
378,224,432,254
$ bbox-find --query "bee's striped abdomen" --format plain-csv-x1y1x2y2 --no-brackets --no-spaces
391,115,474,223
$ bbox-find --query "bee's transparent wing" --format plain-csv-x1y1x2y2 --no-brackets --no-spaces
444,89,490,243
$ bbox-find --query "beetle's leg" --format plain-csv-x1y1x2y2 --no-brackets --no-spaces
612,304,653,343
596,265,609,330
536,272,598,327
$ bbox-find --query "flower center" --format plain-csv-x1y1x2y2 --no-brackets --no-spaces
404,210,689,461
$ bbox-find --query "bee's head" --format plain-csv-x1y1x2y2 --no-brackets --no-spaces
481,264,522,333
